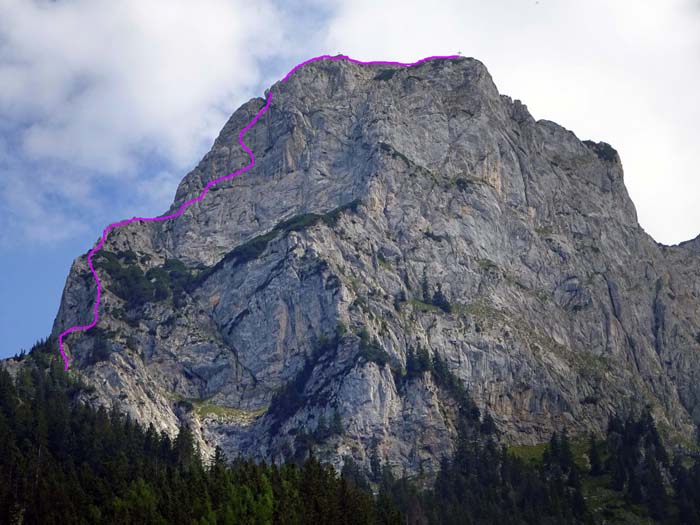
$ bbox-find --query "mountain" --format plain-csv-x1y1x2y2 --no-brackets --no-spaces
50,56,700,476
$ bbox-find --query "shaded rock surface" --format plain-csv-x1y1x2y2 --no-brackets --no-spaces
50,57,700,474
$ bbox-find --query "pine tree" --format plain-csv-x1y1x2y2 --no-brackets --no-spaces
330,408,343,436
421,270,430,303
558,431,574,473
431,283,452,313
480,412,497,435
174,425,196,472
643,453,668,520
370,440,382,482
416,346,432,373
315,414,329,441
405,347,417,378
588,432,603,476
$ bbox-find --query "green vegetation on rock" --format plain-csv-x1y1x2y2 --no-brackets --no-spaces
95,251,192,310
190,200,361,288
193,401,266,421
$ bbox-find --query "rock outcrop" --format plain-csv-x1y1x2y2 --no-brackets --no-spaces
51,56,700,475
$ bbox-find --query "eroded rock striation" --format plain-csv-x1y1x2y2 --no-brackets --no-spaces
51,57,700,474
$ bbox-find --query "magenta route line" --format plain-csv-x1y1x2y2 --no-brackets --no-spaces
58,53,460,370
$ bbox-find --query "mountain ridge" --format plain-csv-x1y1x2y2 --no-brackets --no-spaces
37,55,700,475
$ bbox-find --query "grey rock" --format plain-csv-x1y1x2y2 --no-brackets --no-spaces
48,57,700,474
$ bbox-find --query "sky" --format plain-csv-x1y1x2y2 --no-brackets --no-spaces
1,0,699,358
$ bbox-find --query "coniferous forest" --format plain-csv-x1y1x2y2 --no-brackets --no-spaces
2,341,700,524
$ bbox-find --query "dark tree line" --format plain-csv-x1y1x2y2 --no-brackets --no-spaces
583,410,700,523
4,340,700,524
0,346,396,525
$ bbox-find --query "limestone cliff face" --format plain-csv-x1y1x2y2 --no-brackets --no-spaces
51,57,700,474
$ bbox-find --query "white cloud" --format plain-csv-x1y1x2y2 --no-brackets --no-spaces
0,159,90,246
0,0,304,245
0,0,287,173
321,0,700,244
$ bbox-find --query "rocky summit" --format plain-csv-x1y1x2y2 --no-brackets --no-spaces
51,56,700,476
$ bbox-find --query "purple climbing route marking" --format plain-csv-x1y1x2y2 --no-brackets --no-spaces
58,53,461,370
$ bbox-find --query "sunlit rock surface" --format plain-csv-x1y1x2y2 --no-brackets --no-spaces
52,57,700,474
